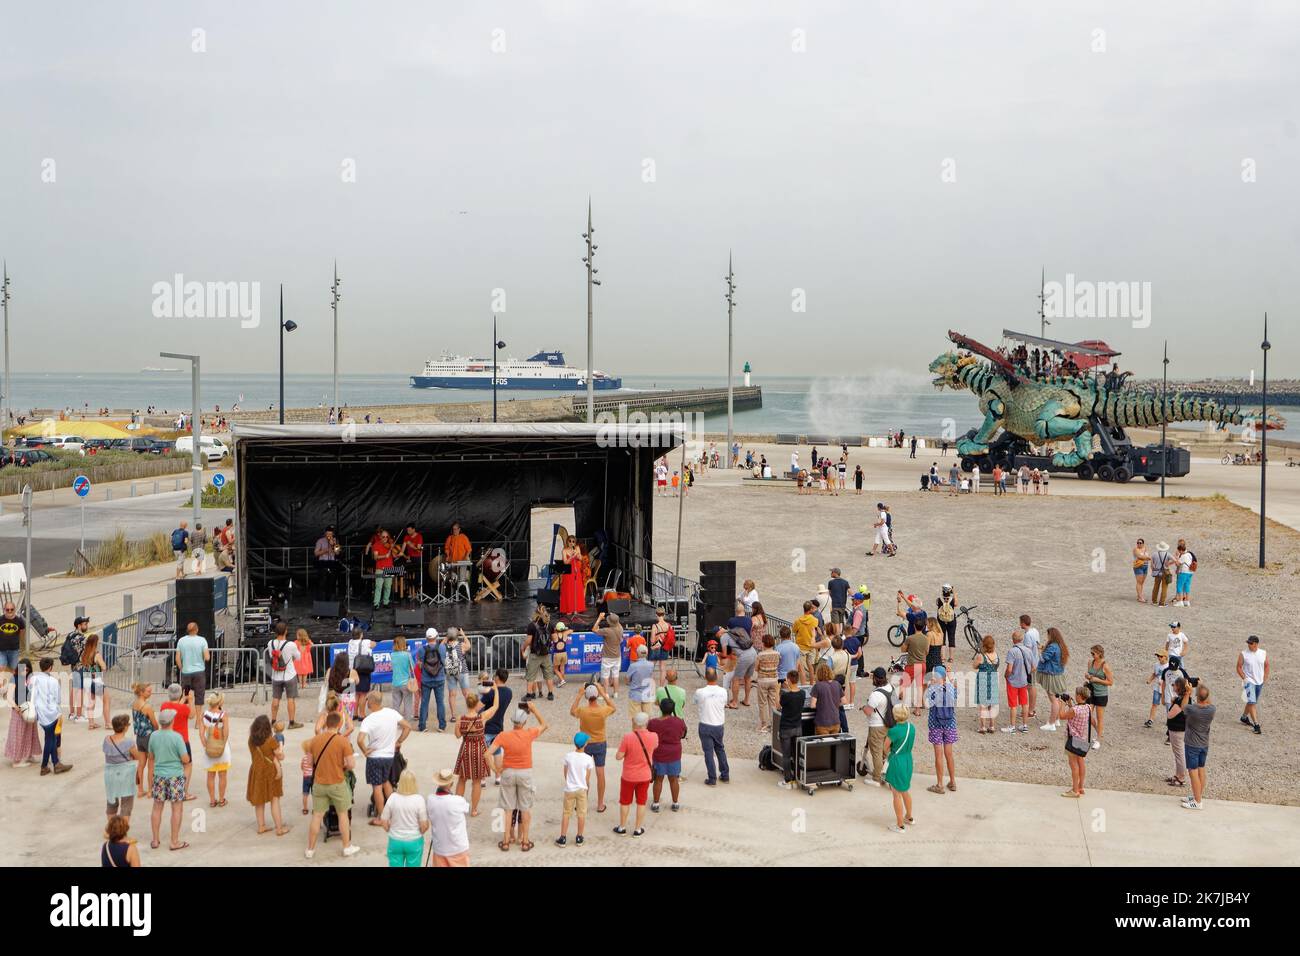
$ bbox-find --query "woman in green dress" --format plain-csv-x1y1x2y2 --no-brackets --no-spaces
883,705,916,832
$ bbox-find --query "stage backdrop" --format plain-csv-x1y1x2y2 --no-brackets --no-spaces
234,423,684,603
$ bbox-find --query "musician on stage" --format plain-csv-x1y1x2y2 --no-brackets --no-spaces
396,521,423,599
313,526,342,599
371,528,397,609
559,535,587,615
443,521,473,594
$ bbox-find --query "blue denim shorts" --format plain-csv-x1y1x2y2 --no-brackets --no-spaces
652,760,681,777
585,741,608,768
0,649,19,670
1244,682,1264,704
1185,746,1208,770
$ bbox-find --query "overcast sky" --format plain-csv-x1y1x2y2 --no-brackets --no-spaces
2,0,1296,379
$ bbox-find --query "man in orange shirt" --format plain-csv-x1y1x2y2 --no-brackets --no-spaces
443,522,472,563
487,701,548,852
443,522,472,595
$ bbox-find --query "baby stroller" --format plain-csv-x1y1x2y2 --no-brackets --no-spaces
322,769,356,842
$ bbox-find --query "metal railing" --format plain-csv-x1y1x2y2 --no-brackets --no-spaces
95,640,268,702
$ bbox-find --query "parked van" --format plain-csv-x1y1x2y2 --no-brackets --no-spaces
173,435,229,462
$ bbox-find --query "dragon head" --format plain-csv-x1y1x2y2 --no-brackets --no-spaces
928,351,967,391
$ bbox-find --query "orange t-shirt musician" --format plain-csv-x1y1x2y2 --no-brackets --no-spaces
444,523,472,563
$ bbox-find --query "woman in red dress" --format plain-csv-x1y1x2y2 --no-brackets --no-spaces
559,536,587,615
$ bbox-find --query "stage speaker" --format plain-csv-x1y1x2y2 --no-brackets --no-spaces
175,577,216,647
699,560,737,577
602,597,632,616
311,599,342,618
698,588,736,608
535,588,560,608
394,607,425,627
697,600,731,635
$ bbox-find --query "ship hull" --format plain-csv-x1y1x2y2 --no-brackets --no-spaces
410,375,622,390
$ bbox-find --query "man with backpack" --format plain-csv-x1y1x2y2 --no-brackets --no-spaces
522,608,556,702
60,615,91,723
267,621,303,729
418,628,448,733
171,521,190,579
860,667,896,782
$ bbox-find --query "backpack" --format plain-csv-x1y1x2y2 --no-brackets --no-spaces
59,632,82,666
661,625,676,653
351,638,375,675
529,624,548,656
170,528,186,550
875,685,897,728
937,597,955,623
729,626,753,652
1188,551,1198,573
884,511,893,530
268,639,291,673
421,643,444,680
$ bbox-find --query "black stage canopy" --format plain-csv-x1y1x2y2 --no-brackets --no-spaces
232,422,686,609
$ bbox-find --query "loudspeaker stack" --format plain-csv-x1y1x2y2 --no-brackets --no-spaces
697,559,736,635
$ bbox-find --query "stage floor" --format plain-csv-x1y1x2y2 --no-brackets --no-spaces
280,592,663,643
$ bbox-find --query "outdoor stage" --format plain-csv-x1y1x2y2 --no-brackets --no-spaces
233,421,694,652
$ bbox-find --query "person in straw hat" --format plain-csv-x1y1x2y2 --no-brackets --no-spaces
426,767,471,866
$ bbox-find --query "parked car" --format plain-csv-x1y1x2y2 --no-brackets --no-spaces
107,437,172,454
1,448,56,467
174,435,229,462
83,438,117,453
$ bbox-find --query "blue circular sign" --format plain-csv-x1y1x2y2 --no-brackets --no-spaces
212,473,226,489
73,475,91,498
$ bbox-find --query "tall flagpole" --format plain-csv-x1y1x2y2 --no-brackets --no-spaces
1,262,10,438
582,199,600,423
724,253,736,468
331,260,341,415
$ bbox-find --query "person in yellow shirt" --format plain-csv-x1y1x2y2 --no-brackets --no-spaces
791,601,828,683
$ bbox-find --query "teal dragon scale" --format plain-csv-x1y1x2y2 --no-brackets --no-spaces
928,347,1285,468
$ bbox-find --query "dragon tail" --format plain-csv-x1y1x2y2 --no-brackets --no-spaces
1109,391,1284,430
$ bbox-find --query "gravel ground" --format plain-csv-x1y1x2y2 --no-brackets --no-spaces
634,473,1299,806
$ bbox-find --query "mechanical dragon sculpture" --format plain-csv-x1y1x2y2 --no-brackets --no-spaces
929,332,1284,468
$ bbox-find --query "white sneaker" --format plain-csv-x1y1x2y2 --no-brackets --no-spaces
1091,740,1101,750
999,726,1017,733
777,781,793,790
887,824,906,833
1181,799,1202,810
1040,723,1057,731
342,845,361,857
304,848,315,859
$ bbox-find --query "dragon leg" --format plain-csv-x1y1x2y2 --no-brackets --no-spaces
1033,401,1092,468
956,401,1003,458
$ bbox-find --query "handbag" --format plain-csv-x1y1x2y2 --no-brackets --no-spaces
1065,705,1093,757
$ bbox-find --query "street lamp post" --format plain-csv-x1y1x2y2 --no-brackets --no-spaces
331,262,341,416
21,484,32,626
2,262,10,438
492,316,506,423
582,199,600,423
724,253,736,469
1260,313,1270,569
160,351,202,531
278,285,297,424
1160,341,1169,500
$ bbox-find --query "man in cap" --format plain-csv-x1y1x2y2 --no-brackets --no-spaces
1150,541,1174,607
861,667,895,782
869,502,892,556
571,681,616,812
486,701,548,851
65,615,91,722
418,627,448,733
594,610,624,699
1236,635,1268,735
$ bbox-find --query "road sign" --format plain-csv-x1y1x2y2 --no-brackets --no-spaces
212,473,226,489
73,475,91,498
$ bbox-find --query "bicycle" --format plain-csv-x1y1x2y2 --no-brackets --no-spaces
955,605,982,651
886,621,908,647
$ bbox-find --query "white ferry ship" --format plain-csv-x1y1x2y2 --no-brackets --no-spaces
410,350,622,391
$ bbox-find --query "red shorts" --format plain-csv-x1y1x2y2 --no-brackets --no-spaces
619,778,650,806
906,663,925,702
1006,682,1028,707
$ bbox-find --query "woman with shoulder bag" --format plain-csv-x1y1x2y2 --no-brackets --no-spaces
936,586,958,665
1062,687,1096,798
246,714,290,836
